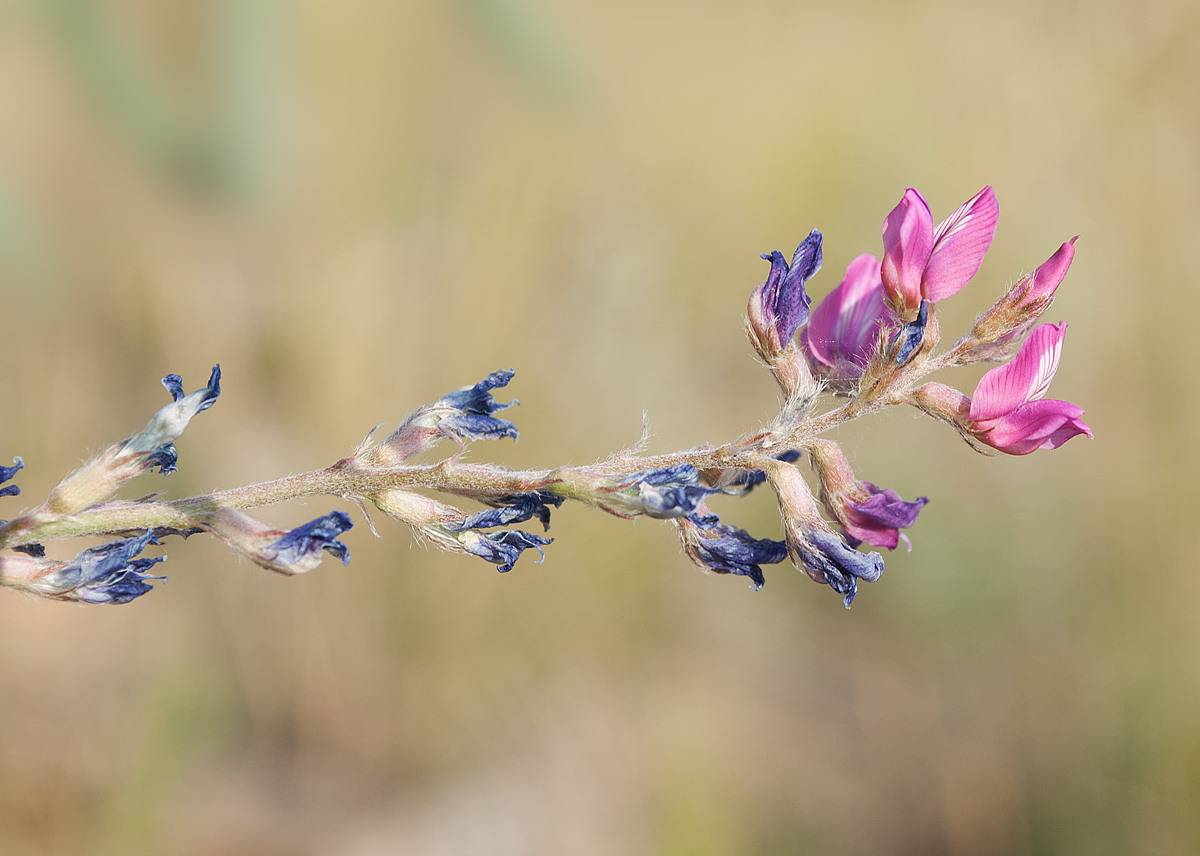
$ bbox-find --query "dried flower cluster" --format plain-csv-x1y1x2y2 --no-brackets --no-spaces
0,187,1091,608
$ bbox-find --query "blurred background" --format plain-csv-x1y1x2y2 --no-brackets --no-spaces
0,0,1193,853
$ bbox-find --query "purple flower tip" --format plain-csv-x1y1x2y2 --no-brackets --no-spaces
758,229,822,344
844,484,930,550
147,443,179,475
890,299,929,365
270,511,354,567
162,366,221,412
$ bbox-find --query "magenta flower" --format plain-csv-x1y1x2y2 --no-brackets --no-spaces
969,322,1092,455
880,186,999,316
803,253,895,390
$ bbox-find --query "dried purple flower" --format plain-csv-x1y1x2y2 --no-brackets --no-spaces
796,529,884,608
204,509,352,575
436,369,520,442
270,511,353,567
462,529,552,573
32,531,165,604
678,511,788,590
605,464,718,519
449,491,564,532
751,230,823,347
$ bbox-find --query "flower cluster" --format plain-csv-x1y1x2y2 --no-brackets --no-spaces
0,185,1090,610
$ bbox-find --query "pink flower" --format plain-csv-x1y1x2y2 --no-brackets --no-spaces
880,186,999,316
969,323,1092,455
803,253,895,390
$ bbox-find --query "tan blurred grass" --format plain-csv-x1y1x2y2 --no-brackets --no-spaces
0,0,1197,853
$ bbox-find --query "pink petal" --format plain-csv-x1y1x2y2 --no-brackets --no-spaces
1024,236,1077,304
970,323,1067,422
806,253,890,368
922,186,999,302
978,398,1092,455
880,189,933,313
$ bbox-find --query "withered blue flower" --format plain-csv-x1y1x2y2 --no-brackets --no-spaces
450,491,564,533
125,366,222,472
684,512,787,590
464,529,552,573
47,530,165,605
615,464,718,519
437,369,519,442
269,511,353,566
797,529,884,608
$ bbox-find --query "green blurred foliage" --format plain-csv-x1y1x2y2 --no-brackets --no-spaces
0,0,1196,853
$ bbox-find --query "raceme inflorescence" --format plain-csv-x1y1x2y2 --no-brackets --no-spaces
0,187,1092,608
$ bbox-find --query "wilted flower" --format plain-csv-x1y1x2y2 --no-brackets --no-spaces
794,529,884,608
600,464,718,519
449,491,564,532
0,530,165,604
127,367,223,472
458,528,552,573
367,369,520,465
881,187,998,317
803,253,894,391
968,322,1092,455
204,509,352,575
767,459,886,607
371,488,552,573
44,367,221,515
810,440,928,550
676,510,787,590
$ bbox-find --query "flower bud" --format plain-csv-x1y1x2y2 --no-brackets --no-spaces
970,237,1077,347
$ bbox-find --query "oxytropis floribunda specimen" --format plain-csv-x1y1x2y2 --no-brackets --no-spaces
0,187,1091,608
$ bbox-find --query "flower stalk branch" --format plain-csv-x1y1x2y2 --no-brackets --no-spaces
0,186,1092,607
